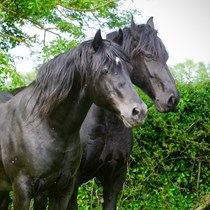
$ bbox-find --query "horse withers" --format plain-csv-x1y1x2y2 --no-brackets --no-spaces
0,29,147,210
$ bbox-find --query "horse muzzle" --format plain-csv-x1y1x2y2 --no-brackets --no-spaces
120,102,148,128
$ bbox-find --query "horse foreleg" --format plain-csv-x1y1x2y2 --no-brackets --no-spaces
66,181,80,210
0,191,11,210
12,177,32,210
34,193,48,210
100,166,127,210
48,178,75,210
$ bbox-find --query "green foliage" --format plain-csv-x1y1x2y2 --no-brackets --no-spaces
0,0,139,88
122,80,209,209
77,179,104,209
170,59,210,83
42,38,78,61
20,70,37,84
0,0,138,51
0,18,27,51
0,51,26,90
0,0,139,82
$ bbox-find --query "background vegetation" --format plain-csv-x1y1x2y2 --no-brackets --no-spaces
74,61,210,210
1,0,210,209
1,0,139,90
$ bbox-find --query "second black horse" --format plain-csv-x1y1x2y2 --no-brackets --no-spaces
68,16,180,210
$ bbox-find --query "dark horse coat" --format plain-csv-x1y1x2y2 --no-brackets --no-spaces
0,29,147,210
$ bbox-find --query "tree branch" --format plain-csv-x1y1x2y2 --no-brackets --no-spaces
1,4,61,38
56,6,73,20
196,160,201,191
0,32,33,47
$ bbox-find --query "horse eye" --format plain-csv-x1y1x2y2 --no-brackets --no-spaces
146,54,153,59
144,54,154,61
103,69,109,74
141,50,153,60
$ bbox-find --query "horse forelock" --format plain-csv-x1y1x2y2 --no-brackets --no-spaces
89,40,131,81
32,38,130,118
122,24,168,62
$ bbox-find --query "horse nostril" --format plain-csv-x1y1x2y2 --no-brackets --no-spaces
132,107,140,116
168,95,176,107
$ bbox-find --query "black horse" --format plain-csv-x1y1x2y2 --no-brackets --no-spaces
0,29,147,210
0,17,179,210
0,91,13,209
66,17,180,210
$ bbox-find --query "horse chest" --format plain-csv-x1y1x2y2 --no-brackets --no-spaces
32,134,82,191
2,118,81,183
29,133,81,176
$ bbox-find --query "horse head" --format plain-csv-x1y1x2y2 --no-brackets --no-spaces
87,29,147,127
107,17,180,113
130,16,180,112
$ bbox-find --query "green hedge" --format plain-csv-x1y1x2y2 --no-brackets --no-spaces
76,81,210,210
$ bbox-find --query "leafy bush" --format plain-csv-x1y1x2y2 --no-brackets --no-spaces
76,80,210,209
119,80,210,209
0,51,27,91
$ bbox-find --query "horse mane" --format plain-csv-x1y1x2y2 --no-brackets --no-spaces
107,23,168,62
32,38,130,118
0,90,13,103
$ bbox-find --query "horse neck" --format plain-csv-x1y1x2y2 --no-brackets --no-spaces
47,85,92,135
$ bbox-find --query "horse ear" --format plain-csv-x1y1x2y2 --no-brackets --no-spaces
147,16,155,29
112,28,123,46
131,15,138,30
92,29,103,52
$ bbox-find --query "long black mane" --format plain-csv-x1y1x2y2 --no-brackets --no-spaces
32,38,131,118
107,22,168,62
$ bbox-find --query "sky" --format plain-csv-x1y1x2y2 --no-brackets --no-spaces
11,0,210,73
127,0,210,65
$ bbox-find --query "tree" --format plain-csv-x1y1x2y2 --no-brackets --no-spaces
0,51,26,90
170,59,210,83
0,0,139,51
0,0,139,87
